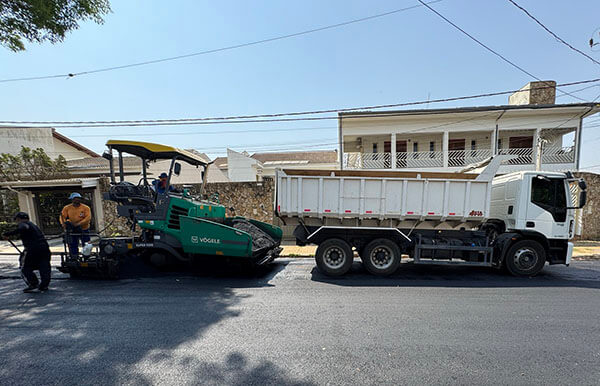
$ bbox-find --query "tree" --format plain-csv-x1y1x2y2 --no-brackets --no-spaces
0,0,111,52
0,146,69,181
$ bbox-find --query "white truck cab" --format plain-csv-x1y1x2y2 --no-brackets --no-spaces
491,171,584,240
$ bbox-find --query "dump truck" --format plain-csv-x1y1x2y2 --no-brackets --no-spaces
59,140,282,278
275,156,587,277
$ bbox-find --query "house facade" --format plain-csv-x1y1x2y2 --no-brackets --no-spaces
0,127,98,160
215,149,339,182
339,82,599,173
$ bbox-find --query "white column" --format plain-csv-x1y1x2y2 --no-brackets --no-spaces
391,133,397,169
18,191,36,224
93,184,105,232
574,116,583,170
533,128,542,171
490,129,496,155
442,131,449,168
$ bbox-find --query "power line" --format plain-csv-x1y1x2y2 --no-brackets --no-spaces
507,0,600,67
556,83,600,98
0,1,442,84
415,0,586,102
1,78,598,129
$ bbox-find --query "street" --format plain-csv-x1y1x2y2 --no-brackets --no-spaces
1,257,599,385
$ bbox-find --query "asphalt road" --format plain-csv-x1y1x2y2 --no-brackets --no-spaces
1,258,599,385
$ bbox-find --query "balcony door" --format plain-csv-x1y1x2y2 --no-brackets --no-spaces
448,139,466,166
509,136,533,163
384,140,408,168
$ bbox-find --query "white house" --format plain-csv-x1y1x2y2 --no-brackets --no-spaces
215,149,339,182
0,127,98,160
339,82,600,173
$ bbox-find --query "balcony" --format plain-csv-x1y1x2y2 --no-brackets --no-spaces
343,146,575,170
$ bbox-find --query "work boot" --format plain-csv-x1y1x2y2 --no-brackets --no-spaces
23,285,38,293
38,286,49,293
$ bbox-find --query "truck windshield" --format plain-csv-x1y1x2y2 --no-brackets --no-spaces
531,177,567,222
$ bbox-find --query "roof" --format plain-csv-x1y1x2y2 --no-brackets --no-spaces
52,129,99,157
213,156,228,169
205,164,229,183
185,149,211,163
0,177,100,189
67,156,141,170
338,102,600,118
251,150,338,164
106,140,209,166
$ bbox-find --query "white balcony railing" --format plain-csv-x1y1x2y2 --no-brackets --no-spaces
344,152,391,169
343,146,575,169
397,151,443,168
448,149,493,167
498,147,533,165
541,146,575,164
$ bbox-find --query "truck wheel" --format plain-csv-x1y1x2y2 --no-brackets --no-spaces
505,240,546,277
315,239,353,276
361,238,401,276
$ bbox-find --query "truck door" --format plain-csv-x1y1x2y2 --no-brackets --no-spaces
526,176,569,239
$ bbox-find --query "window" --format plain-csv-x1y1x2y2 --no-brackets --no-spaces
413,142,418,159
531,176,567,222
429,141,435,158
372,143,378,153
471,140,476,157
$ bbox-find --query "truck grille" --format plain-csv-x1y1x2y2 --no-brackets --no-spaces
167,205,188,230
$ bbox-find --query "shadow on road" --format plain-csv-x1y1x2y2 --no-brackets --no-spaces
0,269,309,385
310,260,600,289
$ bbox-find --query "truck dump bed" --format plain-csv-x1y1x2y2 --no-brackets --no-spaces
276,169,492,223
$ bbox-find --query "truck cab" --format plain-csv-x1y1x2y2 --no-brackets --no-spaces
488,171,585,270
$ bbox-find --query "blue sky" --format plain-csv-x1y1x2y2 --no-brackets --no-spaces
1,0,599,167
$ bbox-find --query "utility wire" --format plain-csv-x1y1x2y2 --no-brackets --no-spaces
416,0,585,102
1,78,598,128
0,1,442,84
507,0,600,67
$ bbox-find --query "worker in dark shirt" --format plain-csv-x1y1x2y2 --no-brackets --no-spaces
2,212,51,293
152,172,176,194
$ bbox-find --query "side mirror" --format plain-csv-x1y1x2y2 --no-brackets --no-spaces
102,151,113,161
174,162,182,176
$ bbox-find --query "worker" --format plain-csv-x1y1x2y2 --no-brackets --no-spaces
60,192,92,257
152,172,175,194
2,212,51,293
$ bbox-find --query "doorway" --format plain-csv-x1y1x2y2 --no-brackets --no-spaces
448,139,466,166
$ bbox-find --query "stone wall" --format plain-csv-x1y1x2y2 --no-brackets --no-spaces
98,177,138,237
575,172,600,240
187,177,275,223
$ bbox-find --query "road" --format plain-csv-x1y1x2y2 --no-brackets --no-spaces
1,257,599,385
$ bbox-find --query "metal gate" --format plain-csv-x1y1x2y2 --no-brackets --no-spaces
32,189,96,235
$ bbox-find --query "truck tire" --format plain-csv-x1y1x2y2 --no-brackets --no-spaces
504,240,546,277
361,238,402,276
315,239,353,276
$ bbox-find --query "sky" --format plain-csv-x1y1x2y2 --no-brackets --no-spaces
1,0,600,168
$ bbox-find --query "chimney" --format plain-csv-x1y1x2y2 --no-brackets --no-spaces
509,81,556,105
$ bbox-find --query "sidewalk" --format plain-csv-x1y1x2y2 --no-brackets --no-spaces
1,241,598,259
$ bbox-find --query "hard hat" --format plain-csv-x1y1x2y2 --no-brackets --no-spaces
159,172,168,178
69,192,82,200
13,212,29,220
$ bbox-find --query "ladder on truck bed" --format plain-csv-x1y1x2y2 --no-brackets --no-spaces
413,234,494,267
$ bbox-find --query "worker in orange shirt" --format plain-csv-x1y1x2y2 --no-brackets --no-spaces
60,192,92,257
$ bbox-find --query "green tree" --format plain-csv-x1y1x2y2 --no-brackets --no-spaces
0,0,111,52
0,146,69,181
